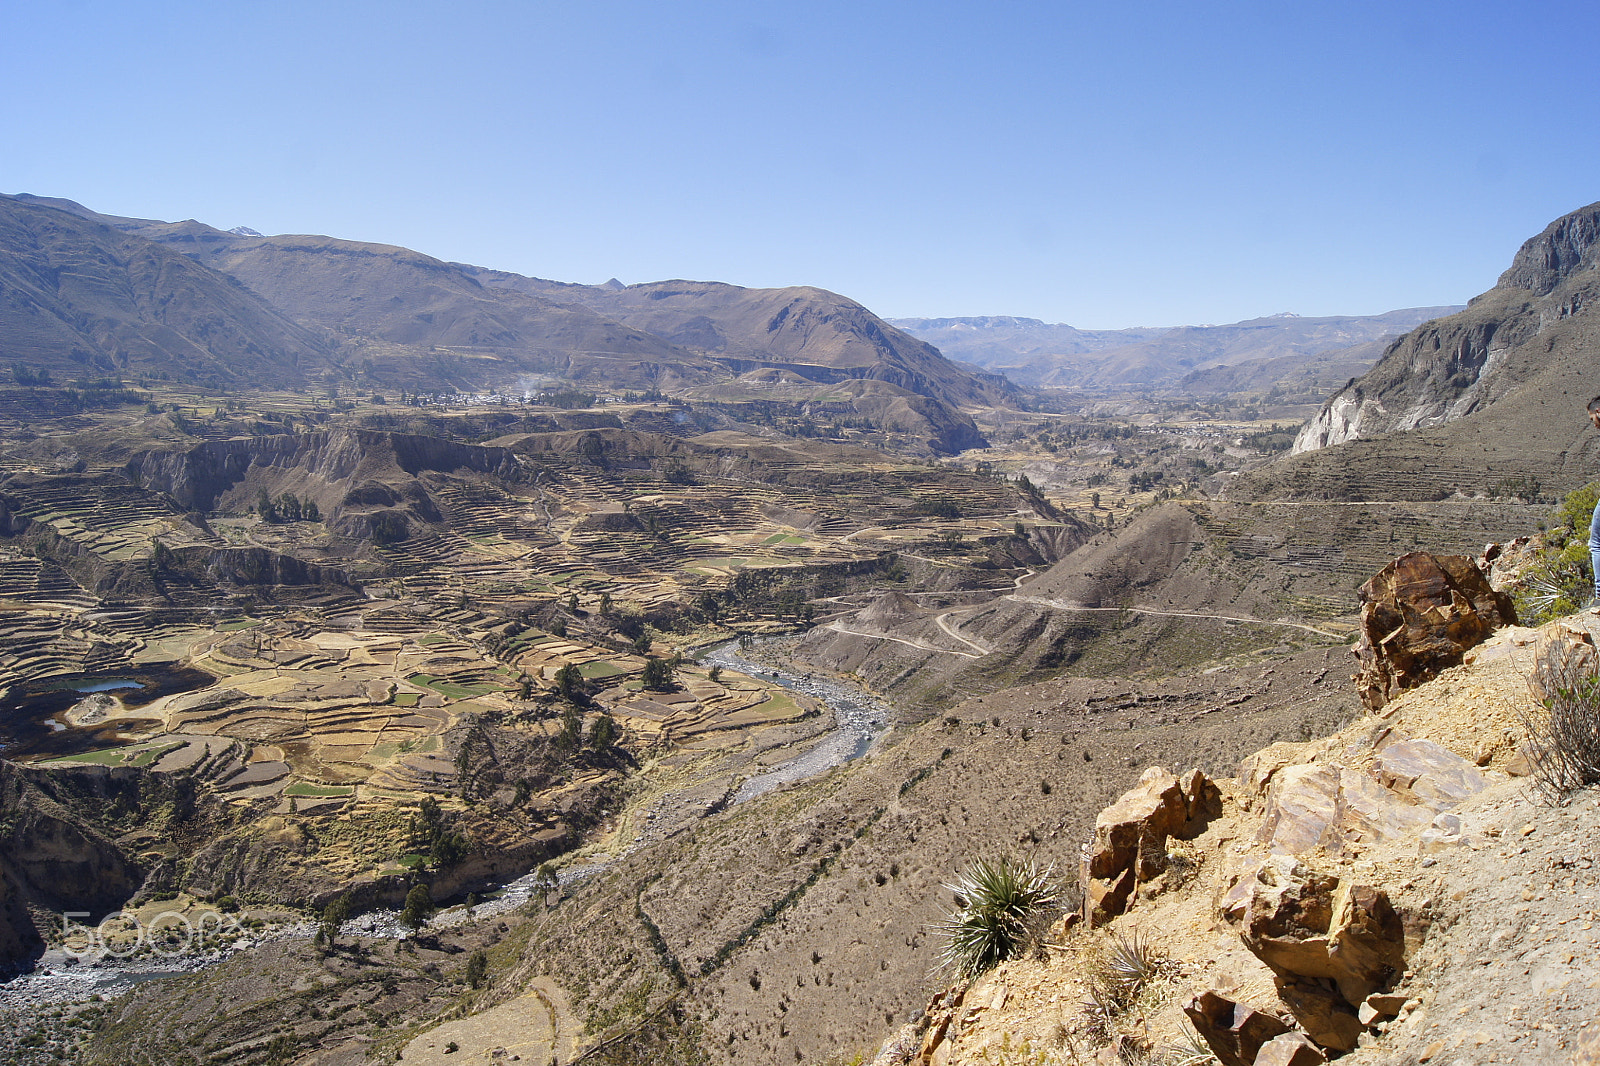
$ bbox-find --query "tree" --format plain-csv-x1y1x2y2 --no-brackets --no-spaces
465,949,488,988
708,664,723,685
320,891,353,950
556,704,582,750
589,714,617,750
641,656,673,691
400,884,434,931
554,663,583,701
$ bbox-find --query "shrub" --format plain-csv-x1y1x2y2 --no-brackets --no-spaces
465,949,488,988
1523,634,1600,799
1510,481,1600,625
934,857,1058,979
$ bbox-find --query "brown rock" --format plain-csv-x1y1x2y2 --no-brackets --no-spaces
1353,552,1516,711
1240,857,1339,980
1253,1031,1328,1066
1180,766,1224,830
1326,883,1405,1004
1086,767,1186,882
1255,763,1342,854
1081,767,1190,925
1083,865,1136,929
1276,976,1364,1052
1373,738,1490,810
1241,859,1406,1030
1334,765,1435,845
1182,991,1292,1066
1573,1024,1600,1065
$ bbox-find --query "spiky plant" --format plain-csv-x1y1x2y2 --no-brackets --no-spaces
934,857,1059,979
1083,929,1175,1041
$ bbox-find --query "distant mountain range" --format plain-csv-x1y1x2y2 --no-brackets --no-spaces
0,194,1009,452
891,307,1462,391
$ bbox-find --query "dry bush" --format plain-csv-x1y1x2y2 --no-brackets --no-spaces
1524,632,1600,800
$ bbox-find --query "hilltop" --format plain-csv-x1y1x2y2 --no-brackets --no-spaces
1240,201,1600,502
3,194,997,454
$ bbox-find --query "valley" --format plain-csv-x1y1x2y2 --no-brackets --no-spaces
1,192,1598,1066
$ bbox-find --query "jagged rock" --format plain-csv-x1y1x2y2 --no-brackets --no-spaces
1332,765,1435,846
1325,882,1405,1004
1353,552,1516,711
1240,857,1339,978
1357,992,1410,1026
1182,991,1292,1066
1255,763,1342,854
1275,977,1363,1052
1240,858,1405,1049
1253,1031,1328,1066
1081,767,1216,926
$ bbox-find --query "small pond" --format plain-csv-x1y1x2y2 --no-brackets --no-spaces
0,665,214,761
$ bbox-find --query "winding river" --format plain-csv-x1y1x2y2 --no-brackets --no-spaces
698,638,893,803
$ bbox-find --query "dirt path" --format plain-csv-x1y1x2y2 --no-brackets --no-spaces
821,622,987,659
932,610,992,655
1004,593,1348,639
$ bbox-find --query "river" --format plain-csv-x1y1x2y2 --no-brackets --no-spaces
2,636,897,1004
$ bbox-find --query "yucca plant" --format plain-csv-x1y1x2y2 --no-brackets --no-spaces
934,857,1059,979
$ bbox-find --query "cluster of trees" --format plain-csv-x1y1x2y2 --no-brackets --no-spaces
409,796,469,869
10,364,55,386
1127,469,1166,493
255,489,321,523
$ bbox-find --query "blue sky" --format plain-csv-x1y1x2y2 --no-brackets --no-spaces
6,0,1599,328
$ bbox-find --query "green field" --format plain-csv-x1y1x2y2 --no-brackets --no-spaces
284,782,355,798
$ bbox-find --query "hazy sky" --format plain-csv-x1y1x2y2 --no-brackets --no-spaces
6,0,1598,328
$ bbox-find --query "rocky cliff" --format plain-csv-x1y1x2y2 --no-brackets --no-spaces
882,598,1600,1065
126,427,523,529
1293,202,1600,455
0,762,146,972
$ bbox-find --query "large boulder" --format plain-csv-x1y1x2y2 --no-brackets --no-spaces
1239,857,1406,1052
1081,767,1218,926
1353,552,1515,710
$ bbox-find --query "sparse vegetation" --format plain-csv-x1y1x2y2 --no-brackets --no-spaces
1508,481,1599,624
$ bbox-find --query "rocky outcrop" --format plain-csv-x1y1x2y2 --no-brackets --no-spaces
1081,767,1219,926
1239,735,1490,859
1237,857,1405,1052
1353,552,1515,710
126,428,523,516
0,762,146,970
1183,991,1293,1066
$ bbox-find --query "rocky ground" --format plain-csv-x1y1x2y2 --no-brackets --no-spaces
882,615,1600,1066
